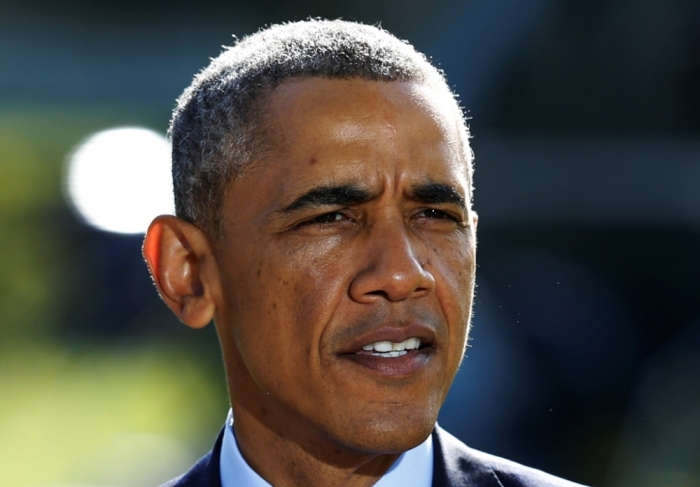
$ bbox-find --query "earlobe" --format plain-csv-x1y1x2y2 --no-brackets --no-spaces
143,216,218,329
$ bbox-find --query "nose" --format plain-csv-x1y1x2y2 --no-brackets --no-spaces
349,220,436,303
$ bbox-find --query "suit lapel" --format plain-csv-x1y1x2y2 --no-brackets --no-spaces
161,428,224,487
431,426,504,487
168,424,509,487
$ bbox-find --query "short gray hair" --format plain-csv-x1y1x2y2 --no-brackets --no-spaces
170,19,472,237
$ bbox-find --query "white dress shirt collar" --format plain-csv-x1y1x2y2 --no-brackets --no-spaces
220,410,433,487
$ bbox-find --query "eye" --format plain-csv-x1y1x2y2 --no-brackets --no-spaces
300,211,348,226
417,208,457,220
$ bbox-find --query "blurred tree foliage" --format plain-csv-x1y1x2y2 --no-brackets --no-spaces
0,341,226,486
0,110,227,486
0,111,78,340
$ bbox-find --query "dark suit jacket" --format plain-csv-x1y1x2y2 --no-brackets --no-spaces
161,426,586,487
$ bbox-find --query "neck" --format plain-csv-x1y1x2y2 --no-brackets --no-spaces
230,400,399,487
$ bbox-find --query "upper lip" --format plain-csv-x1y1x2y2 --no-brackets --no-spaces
338,323,437,354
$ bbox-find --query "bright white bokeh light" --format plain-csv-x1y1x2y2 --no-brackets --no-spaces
65,127,175,234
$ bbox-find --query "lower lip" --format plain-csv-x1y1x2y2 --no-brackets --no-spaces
341,348,433,377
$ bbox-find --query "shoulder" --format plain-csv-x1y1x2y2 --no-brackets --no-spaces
159,430,224,487
432,426,588,487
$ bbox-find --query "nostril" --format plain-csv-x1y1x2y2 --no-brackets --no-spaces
367,290,390,299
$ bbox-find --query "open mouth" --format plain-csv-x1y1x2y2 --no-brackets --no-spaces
337,323,438,376
344,342,433,377
343,334,435,376
355,337,423,358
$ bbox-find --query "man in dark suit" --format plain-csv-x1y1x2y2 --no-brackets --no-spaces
143,19,586,487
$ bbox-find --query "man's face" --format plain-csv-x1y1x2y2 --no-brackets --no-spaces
212,78,476,453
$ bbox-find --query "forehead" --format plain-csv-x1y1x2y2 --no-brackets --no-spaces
266,77,465,152
225,78,471,219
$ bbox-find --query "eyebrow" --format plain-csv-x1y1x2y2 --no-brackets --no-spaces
280,184,376,212
408,182,466,209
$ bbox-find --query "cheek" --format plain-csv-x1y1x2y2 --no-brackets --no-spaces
432,233,475,304
430,235,476,358
282,244,355,345
230,239,353,387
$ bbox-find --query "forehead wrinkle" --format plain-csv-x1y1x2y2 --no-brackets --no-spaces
331,117,398,147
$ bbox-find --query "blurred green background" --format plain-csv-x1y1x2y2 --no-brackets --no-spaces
1,0,699,486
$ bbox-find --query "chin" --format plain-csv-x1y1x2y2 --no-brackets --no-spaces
337,405,439,454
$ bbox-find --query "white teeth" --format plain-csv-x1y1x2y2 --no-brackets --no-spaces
371,350,407,357
374,341,393,352
361,337,421,356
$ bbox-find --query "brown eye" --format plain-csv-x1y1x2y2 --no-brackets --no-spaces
313,212,344,223
418,209,454,220
301,212,347,226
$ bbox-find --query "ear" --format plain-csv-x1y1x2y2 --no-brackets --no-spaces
143,215,218,329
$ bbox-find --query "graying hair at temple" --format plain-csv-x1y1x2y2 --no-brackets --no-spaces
169,18,473,238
